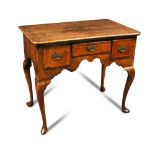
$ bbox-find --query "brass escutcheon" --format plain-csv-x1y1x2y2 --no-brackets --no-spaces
87,45,96,52
51,53,62,60
118,46,126,53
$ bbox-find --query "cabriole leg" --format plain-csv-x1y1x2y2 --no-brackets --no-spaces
23,58,33,107
100,64,106,92
35,78,51,135
122,66,135,113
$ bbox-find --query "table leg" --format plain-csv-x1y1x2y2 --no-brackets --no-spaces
23,58,33,107
35,79,51,135
122,66,135,113
100,64,106,92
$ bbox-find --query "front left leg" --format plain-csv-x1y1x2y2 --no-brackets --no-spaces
35,79,51,135
122,66,135,113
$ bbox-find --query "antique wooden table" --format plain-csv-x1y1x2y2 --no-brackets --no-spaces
19,19,140,135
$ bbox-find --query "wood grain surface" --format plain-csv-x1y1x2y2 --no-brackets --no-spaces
19,19,140,44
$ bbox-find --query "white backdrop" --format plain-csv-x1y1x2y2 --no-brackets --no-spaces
0,0,154,154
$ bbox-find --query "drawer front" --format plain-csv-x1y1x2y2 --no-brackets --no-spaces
72,41,111,57
111,39,136,59
43,46,70,69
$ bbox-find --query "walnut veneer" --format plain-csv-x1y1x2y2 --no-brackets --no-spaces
19,19,140,135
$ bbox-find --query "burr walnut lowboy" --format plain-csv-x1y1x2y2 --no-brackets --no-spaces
19,19,140,135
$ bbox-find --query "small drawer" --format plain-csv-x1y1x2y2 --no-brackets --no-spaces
72,41,111,57
43,46,70,69
111,39,136,59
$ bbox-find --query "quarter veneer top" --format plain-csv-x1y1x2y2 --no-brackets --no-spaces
19,19,140,44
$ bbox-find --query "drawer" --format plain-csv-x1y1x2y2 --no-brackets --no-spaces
43,46,70,69
72,41,111,57
111,39,136,59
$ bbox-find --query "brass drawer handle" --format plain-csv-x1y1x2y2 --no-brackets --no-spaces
51,53,62,60
87,45,96,52
118,46,126,53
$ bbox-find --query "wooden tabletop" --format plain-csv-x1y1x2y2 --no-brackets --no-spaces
19,19,140,44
